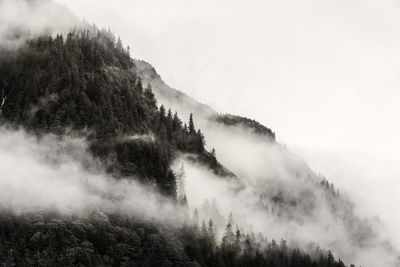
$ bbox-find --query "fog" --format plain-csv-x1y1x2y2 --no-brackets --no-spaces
132,62,400,265
295,147,400,250
56,0,400,258
1,0,400,266
0,125,185,224
176,122,399,267
0,121,396,266
133,37,400,267
0,0,80,49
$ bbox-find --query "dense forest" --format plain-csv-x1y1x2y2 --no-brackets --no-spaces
0,28,229,197
0,209,350,267
0,25,354,266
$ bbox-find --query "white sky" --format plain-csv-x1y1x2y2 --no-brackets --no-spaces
57,0,400,247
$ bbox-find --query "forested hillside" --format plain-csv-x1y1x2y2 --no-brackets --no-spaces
0,209,352,267
130,28,400,267
0,24,356,266
0,28,231,197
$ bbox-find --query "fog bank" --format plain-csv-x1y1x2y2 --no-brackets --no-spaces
56,1,400,258
0,125,184,224
174,121,399,267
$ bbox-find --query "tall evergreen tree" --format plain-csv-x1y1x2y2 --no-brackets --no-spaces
189,113,195,134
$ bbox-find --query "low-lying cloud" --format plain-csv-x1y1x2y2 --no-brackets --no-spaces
173,120,400,267
141,64,400,266
0,125,185,224
1,1,399,266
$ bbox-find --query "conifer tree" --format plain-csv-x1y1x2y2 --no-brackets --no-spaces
197,129,205,152
188,113,195,134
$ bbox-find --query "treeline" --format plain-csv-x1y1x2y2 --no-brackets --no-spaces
178,208,351,267
182,222,349,267
0,28,219,197
0,210,351,267
215,114,276,140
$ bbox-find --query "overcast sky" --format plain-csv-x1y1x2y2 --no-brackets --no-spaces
57,0,400,247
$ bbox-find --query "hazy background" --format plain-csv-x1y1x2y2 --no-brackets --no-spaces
56,0,400,247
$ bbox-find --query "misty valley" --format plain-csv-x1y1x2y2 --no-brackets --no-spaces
0,0,399,267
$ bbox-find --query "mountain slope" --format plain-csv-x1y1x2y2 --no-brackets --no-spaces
0,28,350,267
133,60,276,140
0,28,234,197
131,59,400,267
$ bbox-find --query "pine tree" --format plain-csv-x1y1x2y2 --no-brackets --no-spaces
197,129,205,153
159,105,166,120
211,148,216,157
165,109,173,139
188,113,195,134
208,219,216,249
172,112,182,131
144,85,156,108
222,223,235,249
327,251,335,267
235,229,242,253
116,36,123,51
210,148,217,167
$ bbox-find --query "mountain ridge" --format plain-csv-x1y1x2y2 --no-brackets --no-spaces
131,45,400,267
132,60,276,140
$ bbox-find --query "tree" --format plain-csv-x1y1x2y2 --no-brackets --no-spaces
172,112,182,131
0,89,6,115
235,229,242,253
211,148,216,157
116,36,123,52
197,129,205,153
222,223,235,249
159,105,166,120
165,109,173,139
188,113,195,134
327,251,335,267
144,85,156,108
208,219,216,249
243,234,255,258
210,148,217,167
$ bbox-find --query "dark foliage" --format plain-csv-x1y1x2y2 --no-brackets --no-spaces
0,210,349,267
0,29,221,197
215,114,276,140
0,27,351,267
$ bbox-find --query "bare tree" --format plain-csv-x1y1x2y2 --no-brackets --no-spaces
0,90,5,115
1,90,6,108
0,80,12,116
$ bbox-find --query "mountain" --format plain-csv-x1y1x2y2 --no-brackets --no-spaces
132,54,400,267
0,1,399,266
0,28,236,194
